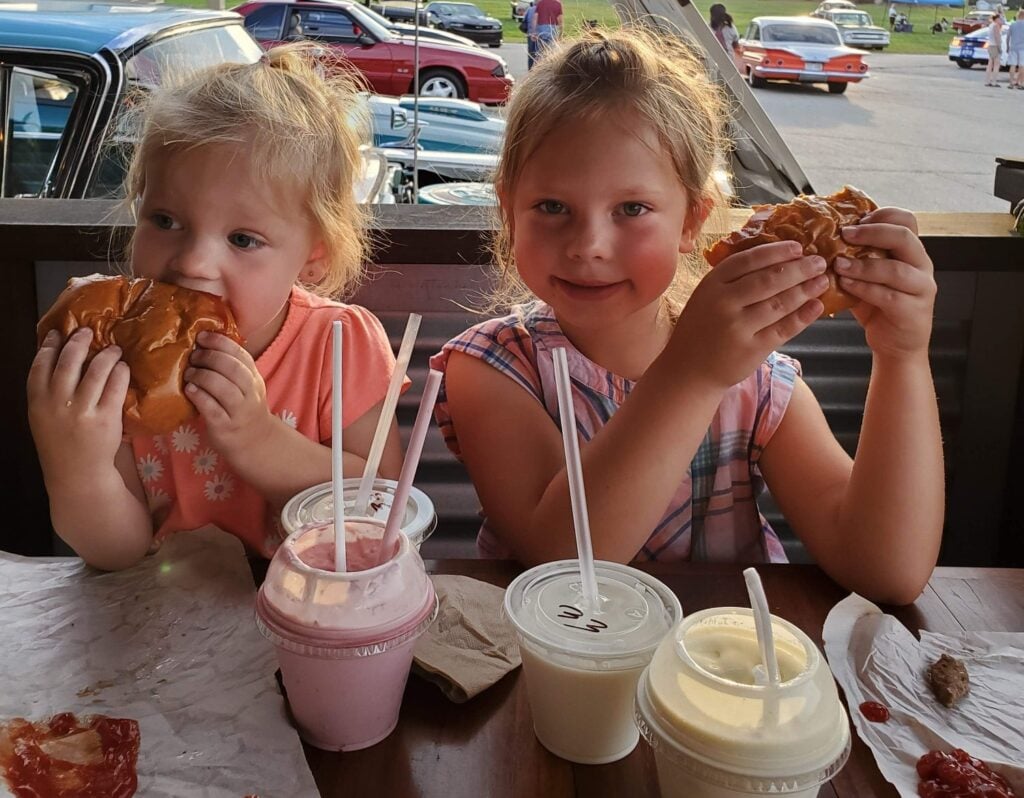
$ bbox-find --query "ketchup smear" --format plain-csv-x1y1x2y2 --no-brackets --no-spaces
859,701,890,723
917,748,1016,798
0,712,140,798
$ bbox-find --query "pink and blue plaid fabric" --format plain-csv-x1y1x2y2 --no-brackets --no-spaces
430,302,799,563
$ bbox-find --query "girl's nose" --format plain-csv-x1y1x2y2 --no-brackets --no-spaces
170,237,218,280
565,215,611,262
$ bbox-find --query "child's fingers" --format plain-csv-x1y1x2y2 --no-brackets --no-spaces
737,255,828,308
841,221,931,272
834,256,935,298
98,361,131,415
754,299,823,348
714,240,806,282
196,331,252,364
747,273,829,332
76,346,124,409
27,330,62,400
858,206,918,234
184,383,229,426
189,347,254,390
185,367,244,411
836,275,917,316
50,328,94,396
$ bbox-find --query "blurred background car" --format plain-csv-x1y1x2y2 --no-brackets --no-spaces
951,8,994,34
739,16,870,94
237,0,513,103
357,2,479,47
510,0,530,21
812,0,857,14
369,0,429,26
425,2,503,47
366,94,504,153
815,9,890,50
948,25,1009,68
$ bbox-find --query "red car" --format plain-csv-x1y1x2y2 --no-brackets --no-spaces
235,0,512,104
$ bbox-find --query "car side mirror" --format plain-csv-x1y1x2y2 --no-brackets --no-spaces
357,32,375,46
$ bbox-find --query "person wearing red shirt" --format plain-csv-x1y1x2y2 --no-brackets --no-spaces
533,0,563,54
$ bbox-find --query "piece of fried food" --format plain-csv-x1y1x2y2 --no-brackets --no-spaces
926,653,970,708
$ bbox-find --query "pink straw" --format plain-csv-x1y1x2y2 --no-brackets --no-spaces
332,320,346,573
378,369,442,564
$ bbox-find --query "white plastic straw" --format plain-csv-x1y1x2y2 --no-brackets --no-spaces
552,347,599,611
332,320,346,573
378,369,442,564
743,567,780,685
353,313,422,515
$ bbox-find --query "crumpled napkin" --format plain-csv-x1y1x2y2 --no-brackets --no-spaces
413,575,521,703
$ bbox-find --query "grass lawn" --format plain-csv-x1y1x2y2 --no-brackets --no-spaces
171,0,1015,54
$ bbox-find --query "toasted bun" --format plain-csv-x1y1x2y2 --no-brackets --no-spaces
37,275,241,435
704,186,886,317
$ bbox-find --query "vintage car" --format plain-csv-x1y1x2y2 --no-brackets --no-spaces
815,9,890,50
0,5,264,199
424,2,503,47
951,9,995,34
358,3,479,47
948,25,1009,68
366,94,504,153
740,16,870,94
369,0,430,26
812,0,857,14
237,0,513,103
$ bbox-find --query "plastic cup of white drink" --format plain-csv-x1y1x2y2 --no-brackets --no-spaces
503,559,682,765
634,607,851,798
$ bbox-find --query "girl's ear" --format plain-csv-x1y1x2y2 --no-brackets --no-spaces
678,195,714,255
304,241,328,283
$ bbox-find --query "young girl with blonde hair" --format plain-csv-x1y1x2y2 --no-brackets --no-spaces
28,45,405,570
431,29,944,605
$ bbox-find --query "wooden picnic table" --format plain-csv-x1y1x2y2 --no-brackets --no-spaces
300,559,1024,798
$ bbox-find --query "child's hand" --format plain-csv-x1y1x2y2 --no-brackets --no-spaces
670,241,827,390
836,208,936,361
184,332,273,459
26,328,129,486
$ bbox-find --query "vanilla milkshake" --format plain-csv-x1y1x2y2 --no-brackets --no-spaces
504,560,682,764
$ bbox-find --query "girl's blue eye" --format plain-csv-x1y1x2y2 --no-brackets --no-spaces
229,232,261,250
539,200,566,214
621,202,647,217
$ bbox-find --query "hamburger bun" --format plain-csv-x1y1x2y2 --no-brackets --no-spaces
704,186,886,317
37,275,241,436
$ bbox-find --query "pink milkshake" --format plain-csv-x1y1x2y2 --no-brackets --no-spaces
255,519,437,751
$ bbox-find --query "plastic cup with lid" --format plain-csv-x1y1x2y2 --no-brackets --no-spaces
255,518,438,751
634,607,851,797
503,559,682,764
280,477,437,549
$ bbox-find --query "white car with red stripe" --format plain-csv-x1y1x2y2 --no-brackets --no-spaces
739,16,870,95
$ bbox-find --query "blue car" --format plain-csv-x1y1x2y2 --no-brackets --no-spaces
0,5,262,199
365,94,504,153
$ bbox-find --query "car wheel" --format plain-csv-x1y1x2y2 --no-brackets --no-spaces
418,68,467,99
956,58,973,69
748,66,767,89
827,81,848,94
488,42,501,47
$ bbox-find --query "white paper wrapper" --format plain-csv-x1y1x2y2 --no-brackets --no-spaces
0,528,319,797
823,594,1024,797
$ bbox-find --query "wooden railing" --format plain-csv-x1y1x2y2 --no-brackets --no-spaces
2,200,1022,568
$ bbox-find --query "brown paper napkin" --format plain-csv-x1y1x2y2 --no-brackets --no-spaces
412,575,521,703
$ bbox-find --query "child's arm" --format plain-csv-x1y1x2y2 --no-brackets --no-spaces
183,333,403,509
759,208,943,606
446,242,829,565
28,330,153,571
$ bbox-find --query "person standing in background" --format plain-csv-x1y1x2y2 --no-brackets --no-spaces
524,0,539,69
1006,9,1024,88
709,3,744,74
534,0,563,55
986,13,1005,86
888,3,897,28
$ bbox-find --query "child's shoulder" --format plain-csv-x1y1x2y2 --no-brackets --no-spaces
288,286,386,334
445,301,555,351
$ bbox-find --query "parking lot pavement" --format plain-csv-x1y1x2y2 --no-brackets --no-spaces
486,48,1009,213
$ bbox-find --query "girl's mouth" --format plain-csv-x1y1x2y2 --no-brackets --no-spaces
552,277,627,302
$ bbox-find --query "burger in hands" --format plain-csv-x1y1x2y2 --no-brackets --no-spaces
36,274,241,436
704,186,886,318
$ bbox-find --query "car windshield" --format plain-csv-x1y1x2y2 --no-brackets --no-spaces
437,4,484,17
763,24,842,44
347,5,395,40
124,24,261,87
832,12,872,26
